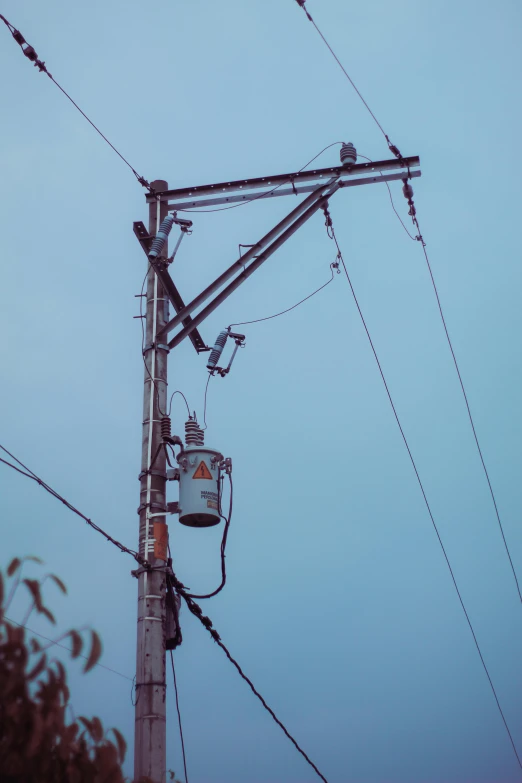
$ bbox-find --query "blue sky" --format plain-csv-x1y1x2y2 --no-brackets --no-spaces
1,1,522,781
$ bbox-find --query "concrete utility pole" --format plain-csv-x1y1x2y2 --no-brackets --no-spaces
134,181,169,783
131,149,421,781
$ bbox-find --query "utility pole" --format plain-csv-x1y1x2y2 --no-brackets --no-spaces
134,180,169,783
132,147,421,781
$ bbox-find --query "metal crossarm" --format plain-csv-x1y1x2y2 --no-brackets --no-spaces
146,156,420,211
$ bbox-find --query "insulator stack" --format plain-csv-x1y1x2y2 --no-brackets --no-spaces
148,214,175,259
161,416,172,441
402,181,414,199
207,330,229,371
340,142,357,167
185,419,204,446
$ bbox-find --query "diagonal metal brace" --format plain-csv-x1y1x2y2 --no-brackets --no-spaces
133,221,208,353
167,181,341,350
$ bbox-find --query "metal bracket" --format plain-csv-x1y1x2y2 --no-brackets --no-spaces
143,342,170,353
138,470,166,481
137,502,166,515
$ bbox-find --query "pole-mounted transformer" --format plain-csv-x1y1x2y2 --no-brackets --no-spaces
176,419,230,528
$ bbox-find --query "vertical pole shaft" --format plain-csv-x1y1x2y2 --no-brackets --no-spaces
135,180,170,783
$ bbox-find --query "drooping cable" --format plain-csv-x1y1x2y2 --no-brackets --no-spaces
293,2,404,162
168,390,191,418
229,256,339,329
169,650,189,783
167,571,329,783
0,14,152,191
186,473,233,600
177,141,344,214
0,444,147,568
322,212,522,770
202,373,212,432
357,154,416,241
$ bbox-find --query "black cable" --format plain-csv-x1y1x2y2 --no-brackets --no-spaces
324,215,522,771
170,650,189,783
356,154,416,240
293,2,405,162
416,217,522,605
167,571,329,783
229,258,338,329
177,141,344,214
394,179,522,606
201,373,212,432
186,473,233,600
168,390,191,418
0,444,147,568
0,14,152,191
297,1,515,601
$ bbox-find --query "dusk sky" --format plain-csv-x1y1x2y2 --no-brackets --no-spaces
1,1,522,781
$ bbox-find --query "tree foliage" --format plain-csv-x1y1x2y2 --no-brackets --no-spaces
0,556,128,783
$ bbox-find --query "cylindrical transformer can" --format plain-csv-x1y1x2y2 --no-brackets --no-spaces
177,446,223,527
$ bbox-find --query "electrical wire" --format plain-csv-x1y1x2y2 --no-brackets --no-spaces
0,444,147,568
294,0,522,606
293,2,404,161
0,14,152,191
177,141,344,214
201,373,212,432
5,616,133,682
415,215,522,605
229,256,339,329
357,154,416,240
186,473,233,600
170,650,189,783
168,390,191,418
392,174,522,606
323,213,522,771
167,571,329,783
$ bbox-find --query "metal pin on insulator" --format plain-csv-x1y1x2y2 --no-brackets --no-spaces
207,330,229,371
340,142,357,167
402,182,414,200
149,214,176,259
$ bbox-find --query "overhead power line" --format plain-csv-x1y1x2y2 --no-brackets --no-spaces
0,444,146,568
293,1,404,162
0,14,152,192
401,197,522,606
322,208,522,772
168,571,329,783
294,0,522,621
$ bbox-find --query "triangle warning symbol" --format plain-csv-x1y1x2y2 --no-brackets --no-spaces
192,460,213,480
